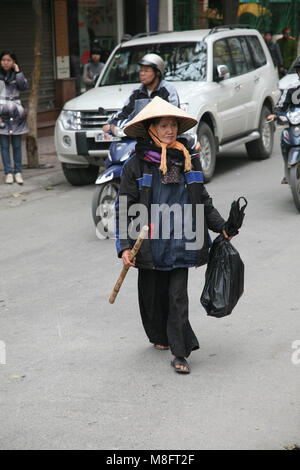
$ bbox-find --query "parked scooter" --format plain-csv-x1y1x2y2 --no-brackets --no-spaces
275,108,300,212
92,128,136,238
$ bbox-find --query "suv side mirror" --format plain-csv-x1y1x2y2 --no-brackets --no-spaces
217,65,230,81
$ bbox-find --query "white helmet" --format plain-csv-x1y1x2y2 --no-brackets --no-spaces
138,53,165,77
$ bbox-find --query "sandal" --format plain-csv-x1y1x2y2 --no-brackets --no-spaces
170,356,190,374
154,344,169,350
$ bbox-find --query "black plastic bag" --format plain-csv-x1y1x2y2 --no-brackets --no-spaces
200,234,244,318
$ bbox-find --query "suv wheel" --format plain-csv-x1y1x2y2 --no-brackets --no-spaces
62,163,99,186
245,105,274,160
197,122,216,182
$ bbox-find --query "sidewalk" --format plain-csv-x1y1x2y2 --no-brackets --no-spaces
0,134,65,199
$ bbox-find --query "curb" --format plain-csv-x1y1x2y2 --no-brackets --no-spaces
0,170,66,200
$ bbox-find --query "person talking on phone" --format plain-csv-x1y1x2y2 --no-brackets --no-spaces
0,50,29,185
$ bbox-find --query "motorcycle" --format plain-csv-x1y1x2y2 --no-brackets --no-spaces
92,128,136,238
276,108,300,212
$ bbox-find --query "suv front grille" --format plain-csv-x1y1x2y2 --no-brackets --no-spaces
78,109,118,130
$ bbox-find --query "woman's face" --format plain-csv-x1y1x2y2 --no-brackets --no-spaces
91,53,101,63
154,117,178,144
1,54,14,71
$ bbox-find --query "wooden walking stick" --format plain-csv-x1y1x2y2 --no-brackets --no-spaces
109,225,149,304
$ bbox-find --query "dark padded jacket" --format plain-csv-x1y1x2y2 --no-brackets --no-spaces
115,141,225,270
0,70,29,135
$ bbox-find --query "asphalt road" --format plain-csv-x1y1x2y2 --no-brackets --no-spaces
0,131,299,450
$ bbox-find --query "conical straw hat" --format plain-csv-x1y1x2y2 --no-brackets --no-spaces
124,96,198,138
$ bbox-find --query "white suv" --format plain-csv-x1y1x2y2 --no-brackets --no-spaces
55,26,280,184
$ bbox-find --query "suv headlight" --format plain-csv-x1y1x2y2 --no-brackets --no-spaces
60,110,81,130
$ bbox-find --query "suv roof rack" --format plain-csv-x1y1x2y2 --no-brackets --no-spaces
131,30,173,40
130,25,252,42
208,24,252,35
127,26,255,47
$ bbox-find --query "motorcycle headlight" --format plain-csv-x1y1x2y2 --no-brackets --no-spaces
60,110,81,130
292,126,300,137
287,110,300,125
120,150,132,162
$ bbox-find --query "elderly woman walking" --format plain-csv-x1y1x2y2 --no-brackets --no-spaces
115,97,230,374
0,51,29,184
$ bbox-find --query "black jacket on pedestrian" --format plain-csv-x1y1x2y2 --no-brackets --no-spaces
115,139,225,269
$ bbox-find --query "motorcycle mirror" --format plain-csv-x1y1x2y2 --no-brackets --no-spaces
113,126,126,138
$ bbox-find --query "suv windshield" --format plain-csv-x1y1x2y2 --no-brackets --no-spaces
100,41,207,86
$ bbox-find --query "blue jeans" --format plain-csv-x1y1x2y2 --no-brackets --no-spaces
0,134,22,174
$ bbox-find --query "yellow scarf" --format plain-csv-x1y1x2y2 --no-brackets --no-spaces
148,124,192,175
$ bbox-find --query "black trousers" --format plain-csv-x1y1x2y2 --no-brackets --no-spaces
137,268,199,358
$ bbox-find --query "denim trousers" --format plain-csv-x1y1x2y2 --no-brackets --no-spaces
0,134,22,174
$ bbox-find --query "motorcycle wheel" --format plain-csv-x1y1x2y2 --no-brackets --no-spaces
92,180,120,238
289,163,300,213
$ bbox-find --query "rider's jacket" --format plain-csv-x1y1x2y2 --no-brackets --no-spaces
109,79,180,129
274,79,300,115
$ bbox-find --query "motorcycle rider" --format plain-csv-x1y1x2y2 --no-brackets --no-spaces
102,53,180,134
268,57,300,183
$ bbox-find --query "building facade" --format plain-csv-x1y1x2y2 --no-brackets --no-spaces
1,0,296,135
0,0,56,134
0,0,176,133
